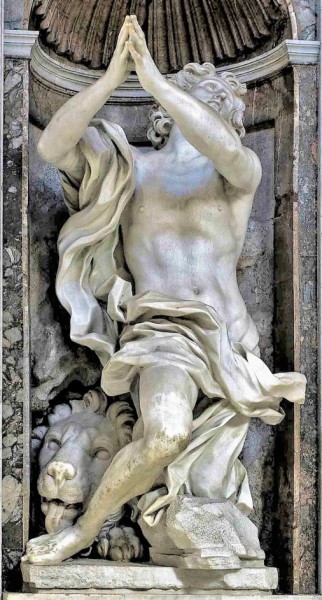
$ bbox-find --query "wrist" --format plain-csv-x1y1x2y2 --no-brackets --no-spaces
101,71,118,92
145,71,167,98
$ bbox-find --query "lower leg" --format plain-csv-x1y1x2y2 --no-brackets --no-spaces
79,366,198,534
24,366,198,563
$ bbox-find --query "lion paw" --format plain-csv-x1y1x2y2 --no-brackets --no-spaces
96,525,143,562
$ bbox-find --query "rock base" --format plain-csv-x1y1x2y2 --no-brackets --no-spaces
139,496,266,571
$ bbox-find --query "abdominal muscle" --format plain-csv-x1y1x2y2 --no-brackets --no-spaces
121,222,258,347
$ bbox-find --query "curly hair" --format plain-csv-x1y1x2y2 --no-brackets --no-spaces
147,63,247,150
32,389,135,452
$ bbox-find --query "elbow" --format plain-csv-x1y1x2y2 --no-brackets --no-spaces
37,136,50,162
37,134,57,164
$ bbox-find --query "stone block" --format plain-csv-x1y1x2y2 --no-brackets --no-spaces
21,559,278,592
140,497,265,571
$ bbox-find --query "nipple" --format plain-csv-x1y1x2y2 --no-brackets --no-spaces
218,205,222,211
139,206,144,213
193,285,200,295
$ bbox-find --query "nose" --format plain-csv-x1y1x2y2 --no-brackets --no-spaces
47,461,76,486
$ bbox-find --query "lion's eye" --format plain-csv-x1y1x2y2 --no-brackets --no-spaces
47,438,61,451
93,448,110,460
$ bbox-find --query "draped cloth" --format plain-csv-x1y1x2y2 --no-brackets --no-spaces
56,118,306,520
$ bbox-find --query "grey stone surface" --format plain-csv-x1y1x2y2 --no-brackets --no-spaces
237,128,275,558
294,0,317,40
2,57,26,593
4,0,24,29
9,595,316,599
141,497,265,571
296,64,318,593
21,559,278,592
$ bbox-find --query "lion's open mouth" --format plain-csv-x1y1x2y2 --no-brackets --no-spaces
41,498,84,533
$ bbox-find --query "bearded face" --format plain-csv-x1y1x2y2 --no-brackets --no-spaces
189,77,234,119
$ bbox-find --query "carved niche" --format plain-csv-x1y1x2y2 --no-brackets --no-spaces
30,0,290,72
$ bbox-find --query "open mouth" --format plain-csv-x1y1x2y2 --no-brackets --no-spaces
42,498,83,510
41,498,84,532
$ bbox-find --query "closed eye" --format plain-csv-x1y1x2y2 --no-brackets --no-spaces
93,448,110,460
47,438,61,451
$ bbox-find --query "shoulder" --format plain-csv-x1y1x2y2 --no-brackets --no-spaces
227,143,262,194
242,146,262,189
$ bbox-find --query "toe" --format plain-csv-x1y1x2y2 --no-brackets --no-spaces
121,543,134,561
132,537,143,559
97,538,109,558
110,546,124,561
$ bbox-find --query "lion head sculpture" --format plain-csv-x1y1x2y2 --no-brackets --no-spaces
32,390,135,536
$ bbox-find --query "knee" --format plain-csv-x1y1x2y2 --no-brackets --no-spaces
144,426,191,466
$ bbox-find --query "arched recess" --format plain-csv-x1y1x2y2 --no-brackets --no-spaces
28,0,293,72
283,0,299,38
23,0,34,28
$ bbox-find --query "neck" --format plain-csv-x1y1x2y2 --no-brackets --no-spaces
164,124,200,158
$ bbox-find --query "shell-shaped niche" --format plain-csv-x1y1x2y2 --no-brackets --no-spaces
30,0,290,73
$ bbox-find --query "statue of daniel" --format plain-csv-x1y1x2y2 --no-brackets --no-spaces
24,15,305,564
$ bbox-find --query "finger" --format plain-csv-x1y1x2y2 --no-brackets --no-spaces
129,28,145,55
117,25,130,49
120,43,130,61
127,41,141,62
118,16,131,39
116,21,131,50
130,15,145,40
120,42,136,71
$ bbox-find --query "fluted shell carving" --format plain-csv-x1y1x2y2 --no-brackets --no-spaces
31,0,288,73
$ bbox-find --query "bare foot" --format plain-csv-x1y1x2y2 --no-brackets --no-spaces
21,525,94,565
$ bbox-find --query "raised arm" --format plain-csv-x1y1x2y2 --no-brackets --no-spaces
37,17,133,178
127,16,261,193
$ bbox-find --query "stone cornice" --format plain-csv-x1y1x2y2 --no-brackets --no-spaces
233,39,321,83
3,31,320,89
29,37,321,102
4,30,38,59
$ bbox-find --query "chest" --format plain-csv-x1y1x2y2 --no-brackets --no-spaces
134,153,224,208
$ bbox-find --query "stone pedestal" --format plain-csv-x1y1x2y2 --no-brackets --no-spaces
21,559,278,595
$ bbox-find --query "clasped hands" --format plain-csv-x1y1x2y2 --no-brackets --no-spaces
107,15,163,94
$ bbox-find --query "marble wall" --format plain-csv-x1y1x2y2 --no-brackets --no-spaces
1,0,320,594
2,58,28,592
295,0,318,39
4,3,24,29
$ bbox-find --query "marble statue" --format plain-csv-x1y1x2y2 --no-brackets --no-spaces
32,389,143,561
23,15,306,566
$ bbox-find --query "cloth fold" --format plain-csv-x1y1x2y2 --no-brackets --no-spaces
56,118,306,520
102,291,306,426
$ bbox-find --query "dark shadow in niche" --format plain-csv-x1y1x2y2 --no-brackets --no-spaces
29,123,101,411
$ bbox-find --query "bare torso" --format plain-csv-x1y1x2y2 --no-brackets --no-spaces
121,141,258,344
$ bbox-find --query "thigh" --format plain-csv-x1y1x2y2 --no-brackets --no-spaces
139,365,198,438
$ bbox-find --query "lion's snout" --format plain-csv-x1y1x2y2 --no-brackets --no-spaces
47,461,76,486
